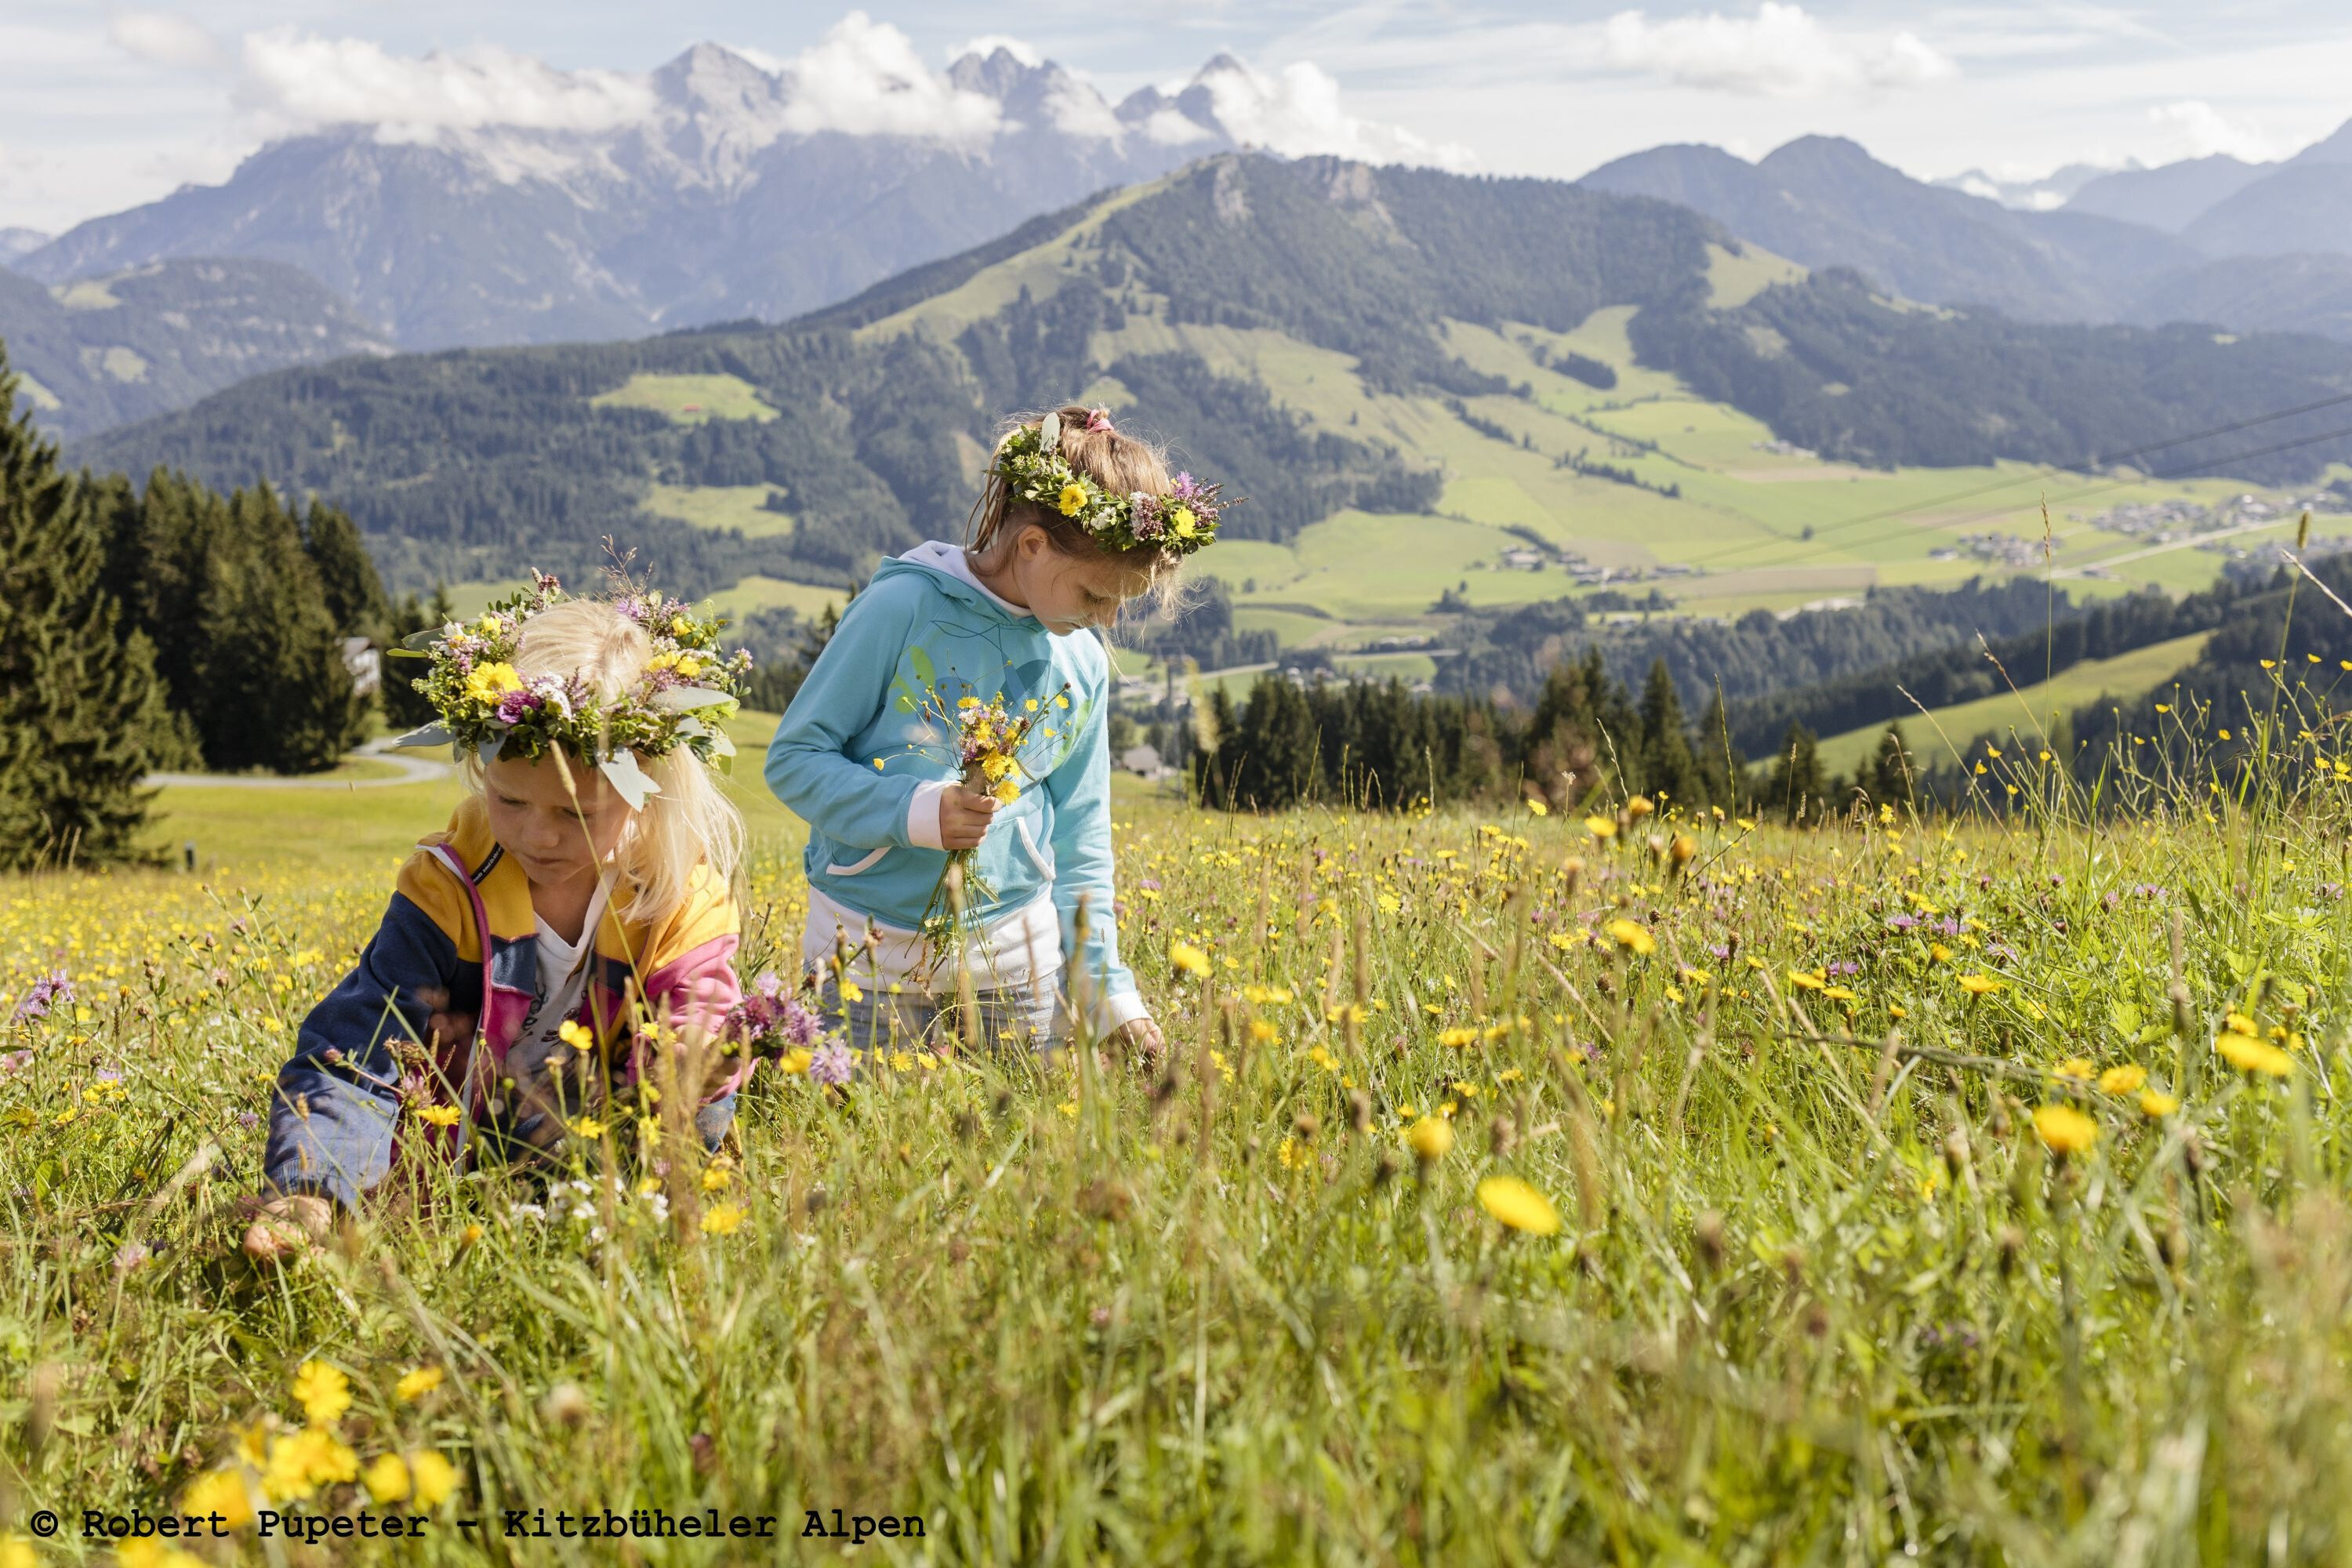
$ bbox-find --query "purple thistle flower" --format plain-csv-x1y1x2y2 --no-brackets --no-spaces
753,971,786,1002
1887,913,1918,931
780,998,824,1051
807,1042,855,1087
11,971,72,1022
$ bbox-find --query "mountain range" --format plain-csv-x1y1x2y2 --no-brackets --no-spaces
0,257,390,440
14,43,1242,353
1584,119,2352,343
71,151,2352,606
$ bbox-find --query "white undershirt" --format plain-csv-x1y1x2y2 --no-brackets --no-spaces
508,880,610,1080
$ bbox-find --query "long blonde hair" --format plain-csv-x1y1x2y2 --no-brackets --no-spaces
457,597,744,925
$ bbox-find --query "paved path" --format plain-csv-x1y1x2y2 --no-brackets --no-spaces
145,737,455,790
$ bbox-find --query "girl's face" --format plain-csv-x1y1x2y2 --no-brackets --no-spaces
992,525,1146,634
482,751,637,888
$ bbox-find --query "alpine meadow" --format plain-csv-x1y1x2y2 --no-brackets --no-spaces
12,16,2352,1567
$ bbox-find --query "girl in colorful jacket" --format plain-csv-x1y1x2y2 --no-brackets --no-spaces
244,583,750,1258
767,405,1229,1065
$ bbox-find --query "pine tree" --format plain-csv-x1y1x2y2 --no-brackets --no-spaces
302,500,390,642
189,485,366,772
1635,658,1702,810
1764,720,1827,826
383,583,455,730
0,350,180,867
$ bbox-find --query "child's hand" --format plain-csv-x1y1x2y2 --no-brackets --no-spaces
1108,1015,1164,1066
240,1192,332,1261
938,784,999,851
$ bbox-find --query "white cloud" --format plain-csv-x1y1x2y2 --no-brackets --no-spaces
235,31,655,140
949,34,1041,68
1598,3,1955,97
107,12,224,72
776,13,1000,144
1044,80,1123,141
1197,57,1472,169
1141,107,1215,147
2149,100,2289,163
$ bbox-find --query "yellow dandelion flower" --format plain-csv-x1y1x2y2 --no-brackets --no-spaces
182,1468,256,1530
408,1450,460,1508
416,1104,461,1127
292,1359,351,1426
701,1201,747,1235
1584,815,1617,839
1171,942,1211,977
2097,1064,2147,1095
2032,1103,2099,1156
1606,918,1656,955
1405,1116,1454,1163
1476,1175,1563,1236
1626,795,1654,818
1958,973,2003,995
2139,1089,2180,1118
363,1452,411,1504
2215,1031,2293,1076
395,1366,445,1402
1787,970,1824,991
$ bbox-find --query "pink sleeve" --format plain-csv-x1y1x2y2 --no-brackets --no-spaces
637,934,753,1102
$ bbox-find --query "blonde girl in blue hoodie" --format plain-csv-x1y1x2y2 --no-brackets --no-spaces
765,405,1229,1064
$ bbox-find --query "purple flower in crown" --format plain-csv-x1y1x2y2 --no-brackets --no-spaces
1131,493,1166,540
494,688,542,726
1170,473,1201,501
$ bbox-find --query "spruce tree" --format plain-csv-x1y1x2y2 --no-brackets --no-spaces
0,350,180,867
302,500,390,643
383,583,454,730
190,485,366,772
1635,658,1702,811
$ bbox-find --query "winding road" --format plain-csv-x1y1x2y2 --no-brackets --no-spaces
145,737,455,790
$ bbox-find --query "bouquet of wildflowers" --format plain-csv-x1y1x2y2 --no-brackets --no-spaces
727,971,855,1085
914,683,1072,953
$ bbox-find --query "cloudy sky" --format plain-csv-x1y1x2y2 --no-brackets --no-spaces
5,0,2350,236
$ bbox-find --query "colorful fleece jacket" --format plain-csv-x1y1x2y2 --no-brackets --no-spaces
262,797,745,1209
764,541,1145,1030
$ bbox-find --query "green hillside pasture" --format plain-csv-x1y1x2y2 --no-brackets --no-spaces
858,181,1163,344
588,372,779,425
1704,241,1809,309
645,482,795,540
1814,630,2216,777
701,575,848,625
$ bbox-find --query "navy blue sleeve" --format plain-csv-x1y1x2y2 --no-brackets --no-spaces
262,892,472,1209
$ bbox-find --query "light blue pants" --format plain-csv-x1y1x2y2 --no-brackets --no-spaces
812,971,1066,1063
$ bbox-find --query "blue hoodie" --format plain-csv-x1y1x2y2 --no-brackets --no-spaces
764,542,1144,1030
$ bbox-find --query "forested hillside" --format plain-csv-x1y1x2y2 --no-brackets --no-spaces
71,153,2352,605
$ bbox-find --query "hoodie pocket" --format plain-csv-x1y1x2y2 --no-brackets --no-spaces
824,844,891,877
1014,818,1055,879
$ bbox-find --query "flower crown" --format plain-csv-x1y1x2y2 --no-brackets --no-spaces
390,572,750,807
992,409,1232,557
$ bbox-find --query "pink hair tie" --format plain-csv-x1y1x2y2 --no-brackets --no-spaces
1083,408,1115,433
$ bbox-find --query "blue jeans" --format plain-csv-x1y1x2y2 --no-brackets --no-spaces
812,971,1065,1063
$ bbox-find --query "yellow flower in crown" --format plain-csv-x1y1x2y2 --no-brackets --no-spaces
1058,481,1089,517
1171,506,1197,539
463,661,521,706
